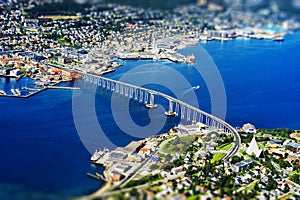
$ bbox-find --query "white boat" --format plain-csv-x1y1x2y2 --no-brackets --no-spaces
10,88,17,96
0,90,6,95
15,88,21,96
273,37,284,42
192,85,200,90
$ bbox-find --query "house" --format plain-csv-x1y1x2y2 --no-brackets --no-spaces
58,56,73,64
242,123,257,133
171,166,184,175
285,142,300,153
195,185,207,193
271,138,282,145
139,147,151,155
111,172,124,182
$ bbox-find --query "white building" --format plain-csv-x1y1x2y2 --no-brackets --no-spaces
246,137,263,158
242,123,257,134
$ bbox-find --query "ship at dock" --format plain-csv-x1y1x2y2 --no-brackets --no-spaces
90,148,109,163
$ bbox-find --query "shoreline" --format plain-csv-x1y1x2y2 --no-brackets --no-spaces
1,30,295,99
78,31,300,199
0,79,73,98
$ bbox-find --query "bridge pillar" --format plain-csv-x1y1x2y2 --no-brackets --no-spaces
192,110,197,124
175,103,179,116
139,90,143,103
120,85,124,95
144,92,148,104
187,108,191,122
111,82,114,92
106,81,110,90
98,78,101,87
102,79,106,88
129,88,133,99
134,89,138,101
165,99,177,116
116,83,119,93
145,93,157,109
125,86,129,97
181,106,185,120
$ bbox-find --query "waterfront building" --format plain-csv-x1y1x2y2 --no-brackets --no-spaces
242,123,257,134
123,140,144,154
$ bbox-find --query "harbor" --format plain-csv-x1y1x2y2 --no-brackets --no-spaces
0,78,80,98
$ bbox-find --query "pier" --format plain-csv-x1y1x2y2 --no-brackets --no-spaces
83,73,241,160
0,81,78,98
47,86,80,90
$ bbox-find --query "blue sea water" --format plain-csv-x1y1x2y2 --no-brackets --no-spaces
0,32,299,199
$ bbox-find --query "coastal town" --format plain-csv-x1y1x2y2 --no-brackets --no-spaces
87,123,300,200
1,0,300,200
1,0,300,97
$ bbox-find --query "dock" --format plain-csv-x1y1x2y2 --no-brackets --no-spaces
0,81,79,99
87,172,106,181
47,86,80,90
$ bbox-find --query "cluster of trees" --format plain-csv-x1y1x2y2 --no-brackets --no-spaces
26,0,90,18
291,174,300,184
259,128,293,139
230,155,244,164
261,154,279,176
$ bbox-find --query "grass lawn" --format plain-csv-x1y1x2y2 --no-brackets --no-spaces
186,195,200,200
216,143,233,151
258,143,267,149
57,38,70,45
292,170,300,175
211,153,225,163
161,135,196,154
243,181,257,192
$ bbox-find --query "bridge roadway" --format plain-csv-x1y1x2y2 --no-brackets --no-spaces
82,72,241,160
45,61,241,160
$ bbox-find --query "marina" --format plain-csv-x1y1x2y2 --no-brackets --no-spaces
0,78,80,98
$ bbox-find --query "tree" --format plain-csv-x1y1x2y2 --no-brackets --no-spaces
165,154,172,162
231,155,243,164
265,176,277,191
130,188,140,199
283,184,290,193
149,164,158,171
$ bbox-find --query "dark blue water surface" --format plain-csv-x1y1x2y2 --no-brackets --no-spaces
0,32,299,199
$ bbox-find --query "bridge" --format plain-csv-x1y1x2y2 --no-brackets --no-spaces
83,73,241,160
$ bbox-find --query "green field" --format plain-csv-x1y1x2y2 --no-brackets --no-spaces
216,143,232,151
211,153,225,163
258,143,267,149
161,135,196,154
